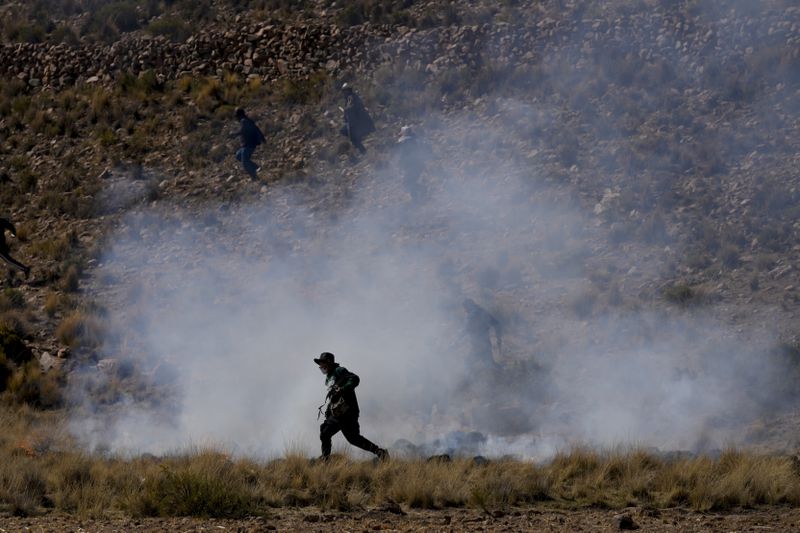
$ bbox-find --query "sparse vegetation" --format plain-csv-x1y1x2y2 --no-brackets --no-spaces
662,282,706,306
336,0,415,27
55,311,106,351
0,0,799,527
0,417,797,519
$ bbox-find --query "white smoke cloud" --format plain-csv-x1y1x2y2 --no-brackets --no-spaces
69,1,800,459
67,110,791,461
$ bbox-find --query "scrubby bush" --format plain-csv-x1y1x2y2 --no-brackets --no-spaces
5,23,47,44
55,311,105,350
280,71,330,105
6,360,63,408
0,289,26,311
662,282,706,306
0,311,33,340
81,1,141,42
132,453,255,518
146,16,192,42
336,0,415,27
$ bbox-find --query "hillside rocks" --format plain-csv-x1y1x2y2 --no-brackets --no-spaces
0,23,389,89
3,1,800,391
38,349,69,372
1,4,797,92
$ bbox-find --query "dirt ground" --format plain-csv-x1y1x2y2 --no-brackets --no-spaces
2,506,799,532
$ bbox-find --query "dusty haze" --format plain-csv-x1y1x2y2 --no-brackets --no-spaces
67,1,800,459
69,112,790,459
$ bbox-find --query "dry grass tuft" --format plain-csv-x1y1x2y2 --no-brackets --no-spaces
55,311,106,350
0,420,797,520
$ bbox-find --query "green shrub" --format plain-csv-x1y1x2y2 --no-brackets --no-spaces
100,2,140,33
118,70,164,98
96,128,117,147
280,71,330,105
47,24,80,45
336,0,415,27
146,16,192,42
7,23,46,44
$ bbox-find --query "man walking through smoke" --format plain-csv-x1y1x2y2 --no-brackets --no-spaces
463,298,503,371
396,125,432,202
232,107,266,179
339,84,375,154
314,352,389,461
0,218,30,278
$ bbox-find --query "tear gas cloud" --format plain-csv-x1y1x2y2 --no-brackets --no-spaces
70,2,799,459
69,125,790,459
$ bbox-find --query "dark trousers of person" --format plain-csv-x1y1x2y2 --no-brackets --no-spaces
235,146,259,178
339,125,366,153
0,246,29,276
320,415,380,457
403,166,425,202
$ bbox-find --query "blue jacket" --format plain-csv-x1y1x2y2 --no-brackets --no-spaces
238,117,266,149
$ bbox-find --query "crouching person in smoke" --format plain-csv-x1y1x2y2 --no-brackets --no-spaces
314,352,389,461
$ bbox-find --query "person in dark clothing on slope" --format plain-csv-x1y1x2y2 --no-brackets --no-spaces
314,351,389,461
0,218,30,278
339,84,375,154
395,125,432,203
233,107,266,179
462,298,503,371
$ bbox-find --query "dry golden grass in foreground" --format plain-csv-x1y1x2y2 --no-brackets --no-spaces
1,408,800,519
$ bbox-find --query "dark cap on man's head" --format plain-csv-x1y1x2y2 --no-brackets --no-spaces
314,352,335,365
235,107,246,119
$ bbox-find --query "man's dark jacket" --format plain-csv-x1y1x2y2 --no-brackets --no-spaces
325,364,360,418
343,93,375,140
238,117,266,148
0,218,16,251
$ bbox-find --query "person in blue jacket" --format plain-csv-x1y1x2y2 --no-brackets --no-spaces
233,107,266,179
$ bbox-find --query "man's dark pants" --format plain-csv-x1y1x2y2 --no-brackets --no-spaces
339,125,367,154
0,244,29,276
320,415,380,457
236,146,259,178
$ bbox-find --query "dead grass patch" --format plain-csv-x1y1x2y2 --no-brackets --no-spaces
55,311,106,350
0,430,796,519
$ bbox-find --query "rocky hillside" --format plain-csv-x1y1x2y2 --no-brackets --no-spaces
0,0,799,446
